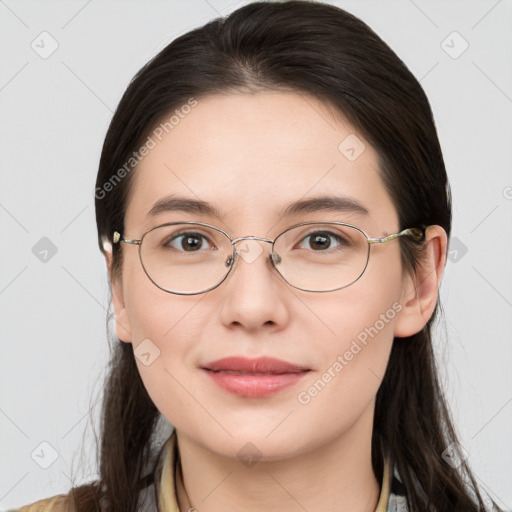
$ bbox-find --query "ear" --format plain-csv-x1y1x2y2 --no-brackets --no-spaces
103,239,133,343
394,225,448,338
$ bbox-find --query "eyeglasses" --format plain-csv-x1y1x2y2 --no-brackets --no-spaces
112,221,424,295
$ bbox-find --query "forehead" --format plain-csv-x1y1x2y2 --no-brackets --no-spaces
124,91,398,235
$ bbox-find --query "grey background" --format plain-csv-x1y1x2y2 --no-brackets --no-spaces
1,0,511,509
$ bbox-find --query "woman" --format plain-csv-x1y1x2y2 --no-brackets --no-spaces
12,0,502,510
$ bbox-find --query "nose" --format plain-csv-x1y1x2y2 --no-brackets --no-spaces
218,237,290,332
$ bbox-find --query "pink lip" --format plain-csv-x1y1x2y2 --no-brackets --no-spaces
201,357,310,398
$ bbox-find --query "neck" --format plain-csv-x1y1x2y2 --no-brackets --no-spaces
174,406,382,512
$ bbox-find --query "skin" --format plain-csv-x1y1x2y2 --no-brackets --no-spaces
105,91,447,512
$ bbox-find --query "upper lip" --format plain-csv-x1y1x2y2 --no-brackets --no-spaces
202,356,310,373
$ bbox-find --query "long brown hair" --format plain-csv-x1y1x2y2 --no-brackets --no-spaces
67,1,500,510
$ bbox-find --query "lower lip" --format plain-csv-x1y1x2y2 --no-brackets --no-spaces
203,369,309,398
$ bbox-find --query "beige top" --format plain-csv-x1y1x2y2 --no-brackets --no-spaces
159,430,392,512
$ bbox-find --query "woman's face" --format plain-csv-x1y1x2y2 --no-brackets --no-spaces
112,91,416,460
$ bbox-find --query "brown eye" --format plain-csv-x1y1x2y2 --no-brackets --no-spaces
297,230,350,251
165,232,213,252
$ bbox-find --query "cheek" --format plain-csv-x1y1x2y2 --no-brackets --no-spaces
122,259,212,420
297,255,403,401
125,289,208,430
292,292,400,442
312,250,403,348
122,249,205,342
306,284,400,385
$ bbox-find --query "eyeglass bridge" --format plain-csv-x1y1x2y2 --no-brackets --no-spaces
226,235,282,267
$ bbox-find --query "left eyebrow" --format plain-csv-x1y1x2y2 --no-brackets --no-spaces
146,193,369,220
278,195,369,220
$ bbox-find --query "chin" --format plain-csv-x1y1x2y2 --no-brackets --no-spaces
198,427,308,462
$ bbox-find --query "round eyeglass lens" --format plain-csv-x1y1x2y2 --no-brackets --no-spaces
139,224,234,294
272,223,370,292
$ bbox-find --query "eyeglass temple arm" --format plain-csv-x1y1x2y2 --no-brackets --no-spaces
112,231,141,245
367,227,425,245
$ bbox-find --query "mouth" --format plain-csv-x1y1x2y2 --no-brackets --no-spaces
201,356,311,398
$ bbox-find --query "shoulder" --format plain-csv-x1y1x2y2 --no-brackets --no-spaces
7,494,72,512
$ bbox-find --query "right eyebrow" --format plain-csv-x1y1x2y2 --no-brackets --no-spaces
147,194,223,218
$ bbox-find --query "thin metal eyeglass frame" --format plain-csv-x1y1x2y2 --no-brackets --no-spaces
112,221,425,295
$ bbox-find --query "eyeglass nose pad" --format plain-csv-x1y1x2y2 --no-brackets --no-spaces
272,252,282,265
225,254,235,268
224,246,245,269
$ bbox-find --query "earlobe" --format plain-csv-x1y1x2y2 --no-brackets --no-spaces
104,248,133,343
394,225,448,338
